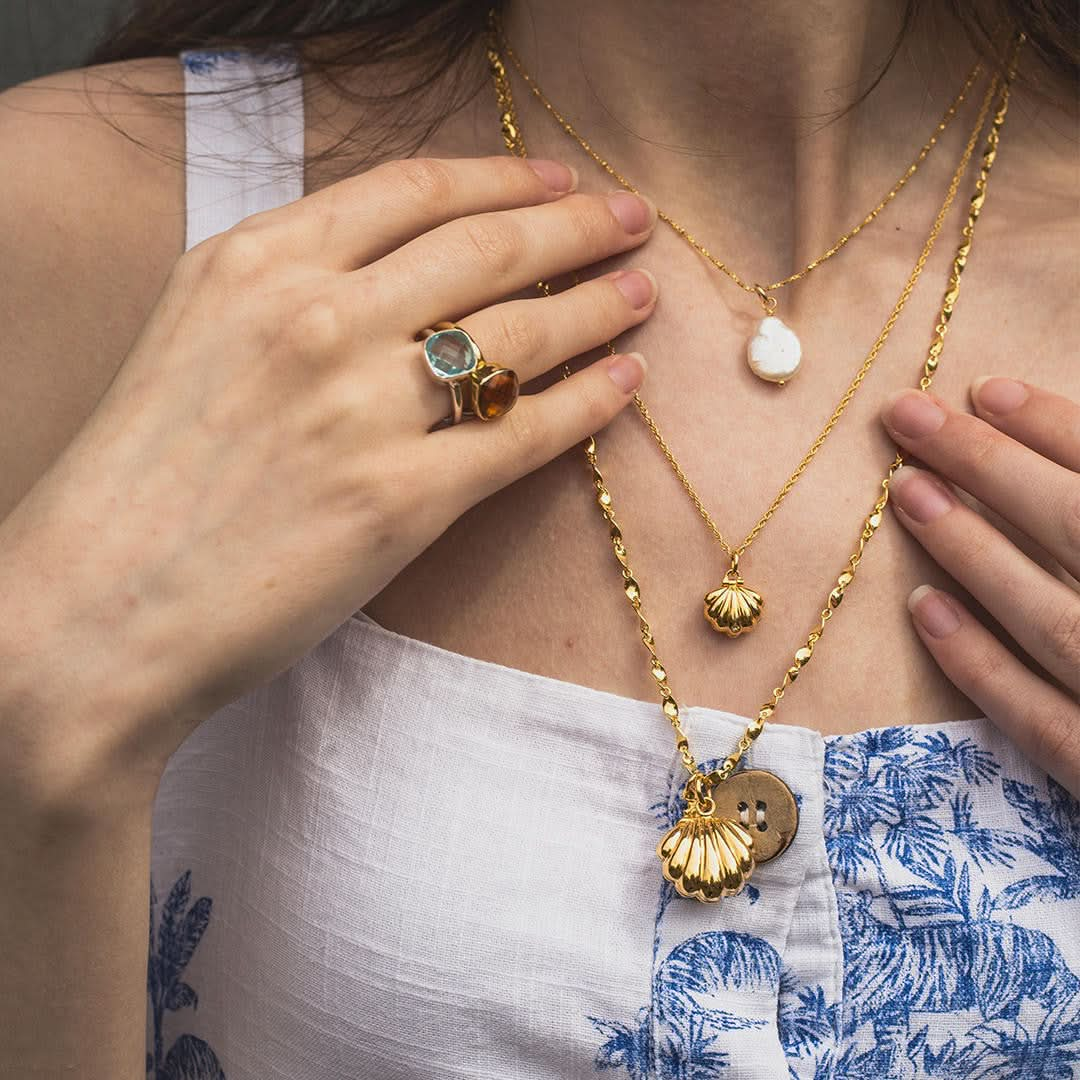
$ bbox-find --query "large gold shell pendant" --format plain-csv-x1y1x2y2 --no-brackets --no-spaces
657,769,799,903
704,566,763,636
657,807,755,902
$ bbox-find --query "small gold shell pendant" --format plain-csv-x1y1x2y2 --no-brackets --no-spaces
657,769,798,903
704,567,763,636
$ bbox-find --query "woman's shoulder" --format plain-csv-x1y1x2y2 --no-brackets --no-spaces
0,57,188,523
0,56,188,253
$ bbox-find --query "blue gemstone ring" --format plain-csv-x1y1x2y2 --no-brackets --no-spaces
417,321,484,426
417,321,520,429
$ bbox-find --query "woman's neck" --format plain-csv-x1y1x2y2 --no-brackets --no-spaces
496,1,1069,281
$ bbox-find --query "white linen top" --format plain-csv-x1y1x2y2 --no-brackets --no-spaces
147,45,1080,1080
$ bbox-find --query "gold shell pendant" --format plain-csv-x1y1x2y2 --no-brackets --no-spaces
704,568,763,636
656,808,755,903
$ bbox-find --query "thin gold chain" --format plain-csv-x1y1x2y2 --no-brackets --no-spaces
488,15,1020,788
633,79,992,558
489,20,996,563
592,69,1012,787
494,13,981,306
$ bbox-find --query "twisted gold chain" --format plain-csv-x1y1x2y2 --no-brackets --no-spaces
489,18,994,564
488,15,1020,788
494,14,981,310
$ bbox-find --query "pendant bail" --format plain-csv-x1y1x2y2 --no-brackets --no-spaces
684,770,712,804
753,284,778,316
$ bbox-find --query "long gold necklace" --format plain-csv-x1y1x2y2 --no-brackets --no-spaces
490,17,991,639
487,18,1020,902
495,14,982,387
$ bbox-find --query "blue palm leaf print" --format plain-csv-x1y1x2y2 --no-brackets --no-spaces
964,995,1080,1080
777,975,837,1058
161,1035,226,1080
591,727,1078,1077
949,793,1028,869
147,871,224,1080
996,777,1080,910
591,931,780,1078
916,730,1000,785
181,47,298,76
180,50,247,75
656,931,779,1023
824,728,1080,1077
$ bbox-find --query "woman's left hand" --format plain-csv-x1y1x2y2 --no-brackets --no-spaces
881,378,1080,798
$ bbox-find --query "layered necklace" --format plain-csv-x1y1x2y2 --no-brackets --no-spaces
485,10,1022,903
499,33,982,388
490,20,995,638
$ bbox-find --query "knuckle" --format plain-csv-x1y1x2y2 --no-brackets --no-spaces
577,374,616,431
279,292,349,357
491,307,543,362
567,196,612,252
962,527,996,570
1040,600,1080,672
1029,702,1080,786
459,215,523,277
314,177,354,238
204,221,276,281
958,420,1002,476
383,157,456,205
501,155,546,192
1061,485,1080,556
500,403,542,458
951,638,1000,693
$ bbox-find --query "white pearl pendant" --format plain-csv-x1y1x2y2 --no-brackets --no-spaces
747,315,802,384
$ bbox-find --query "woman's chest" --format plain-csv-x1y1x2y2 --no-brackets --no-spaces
366,212,1077,736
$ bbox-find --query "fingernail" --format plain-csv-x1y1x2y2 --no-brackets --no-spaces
908,584,961,638
890,465,955,523
528,159,577,193
884,389,947,439
611,269,658,310
607,190,656,234
607,351,647,393
972,375,1028,416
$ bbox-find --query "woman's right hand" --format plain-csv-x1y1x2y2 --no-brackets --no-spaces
0,155,658,809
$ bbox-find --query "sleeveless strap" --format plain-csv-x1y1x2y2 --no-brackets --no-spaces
181,47,305,252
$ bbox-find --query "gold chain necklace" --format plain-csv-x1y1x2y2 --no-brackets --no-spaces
489,16,992,639
494,11,982,387
487,17,1020,902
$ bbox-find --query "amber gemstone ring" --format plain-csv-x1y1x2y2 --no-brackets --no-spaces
468,360,519,421
417,321,519,426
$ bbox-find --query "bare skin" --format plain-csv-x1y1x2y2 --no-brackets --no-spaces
1,4,1075,741
356,3,1080,734
0,2,1075,1073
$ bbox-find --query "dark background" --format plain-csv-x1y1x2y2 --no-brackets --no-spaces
0,0,126,91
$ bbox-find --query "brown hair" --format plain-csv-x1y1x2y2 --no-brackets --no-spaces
85,1,1076,177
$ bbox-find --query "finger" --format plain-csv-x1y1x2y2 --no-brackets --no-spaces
385,268,658,431
882,389,1080,579
437,350,647,508
458,269,657,383
971,376,1080,473
889,465,1080,693
369,189,658,327
250,155,579,271
907,585,1080,798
